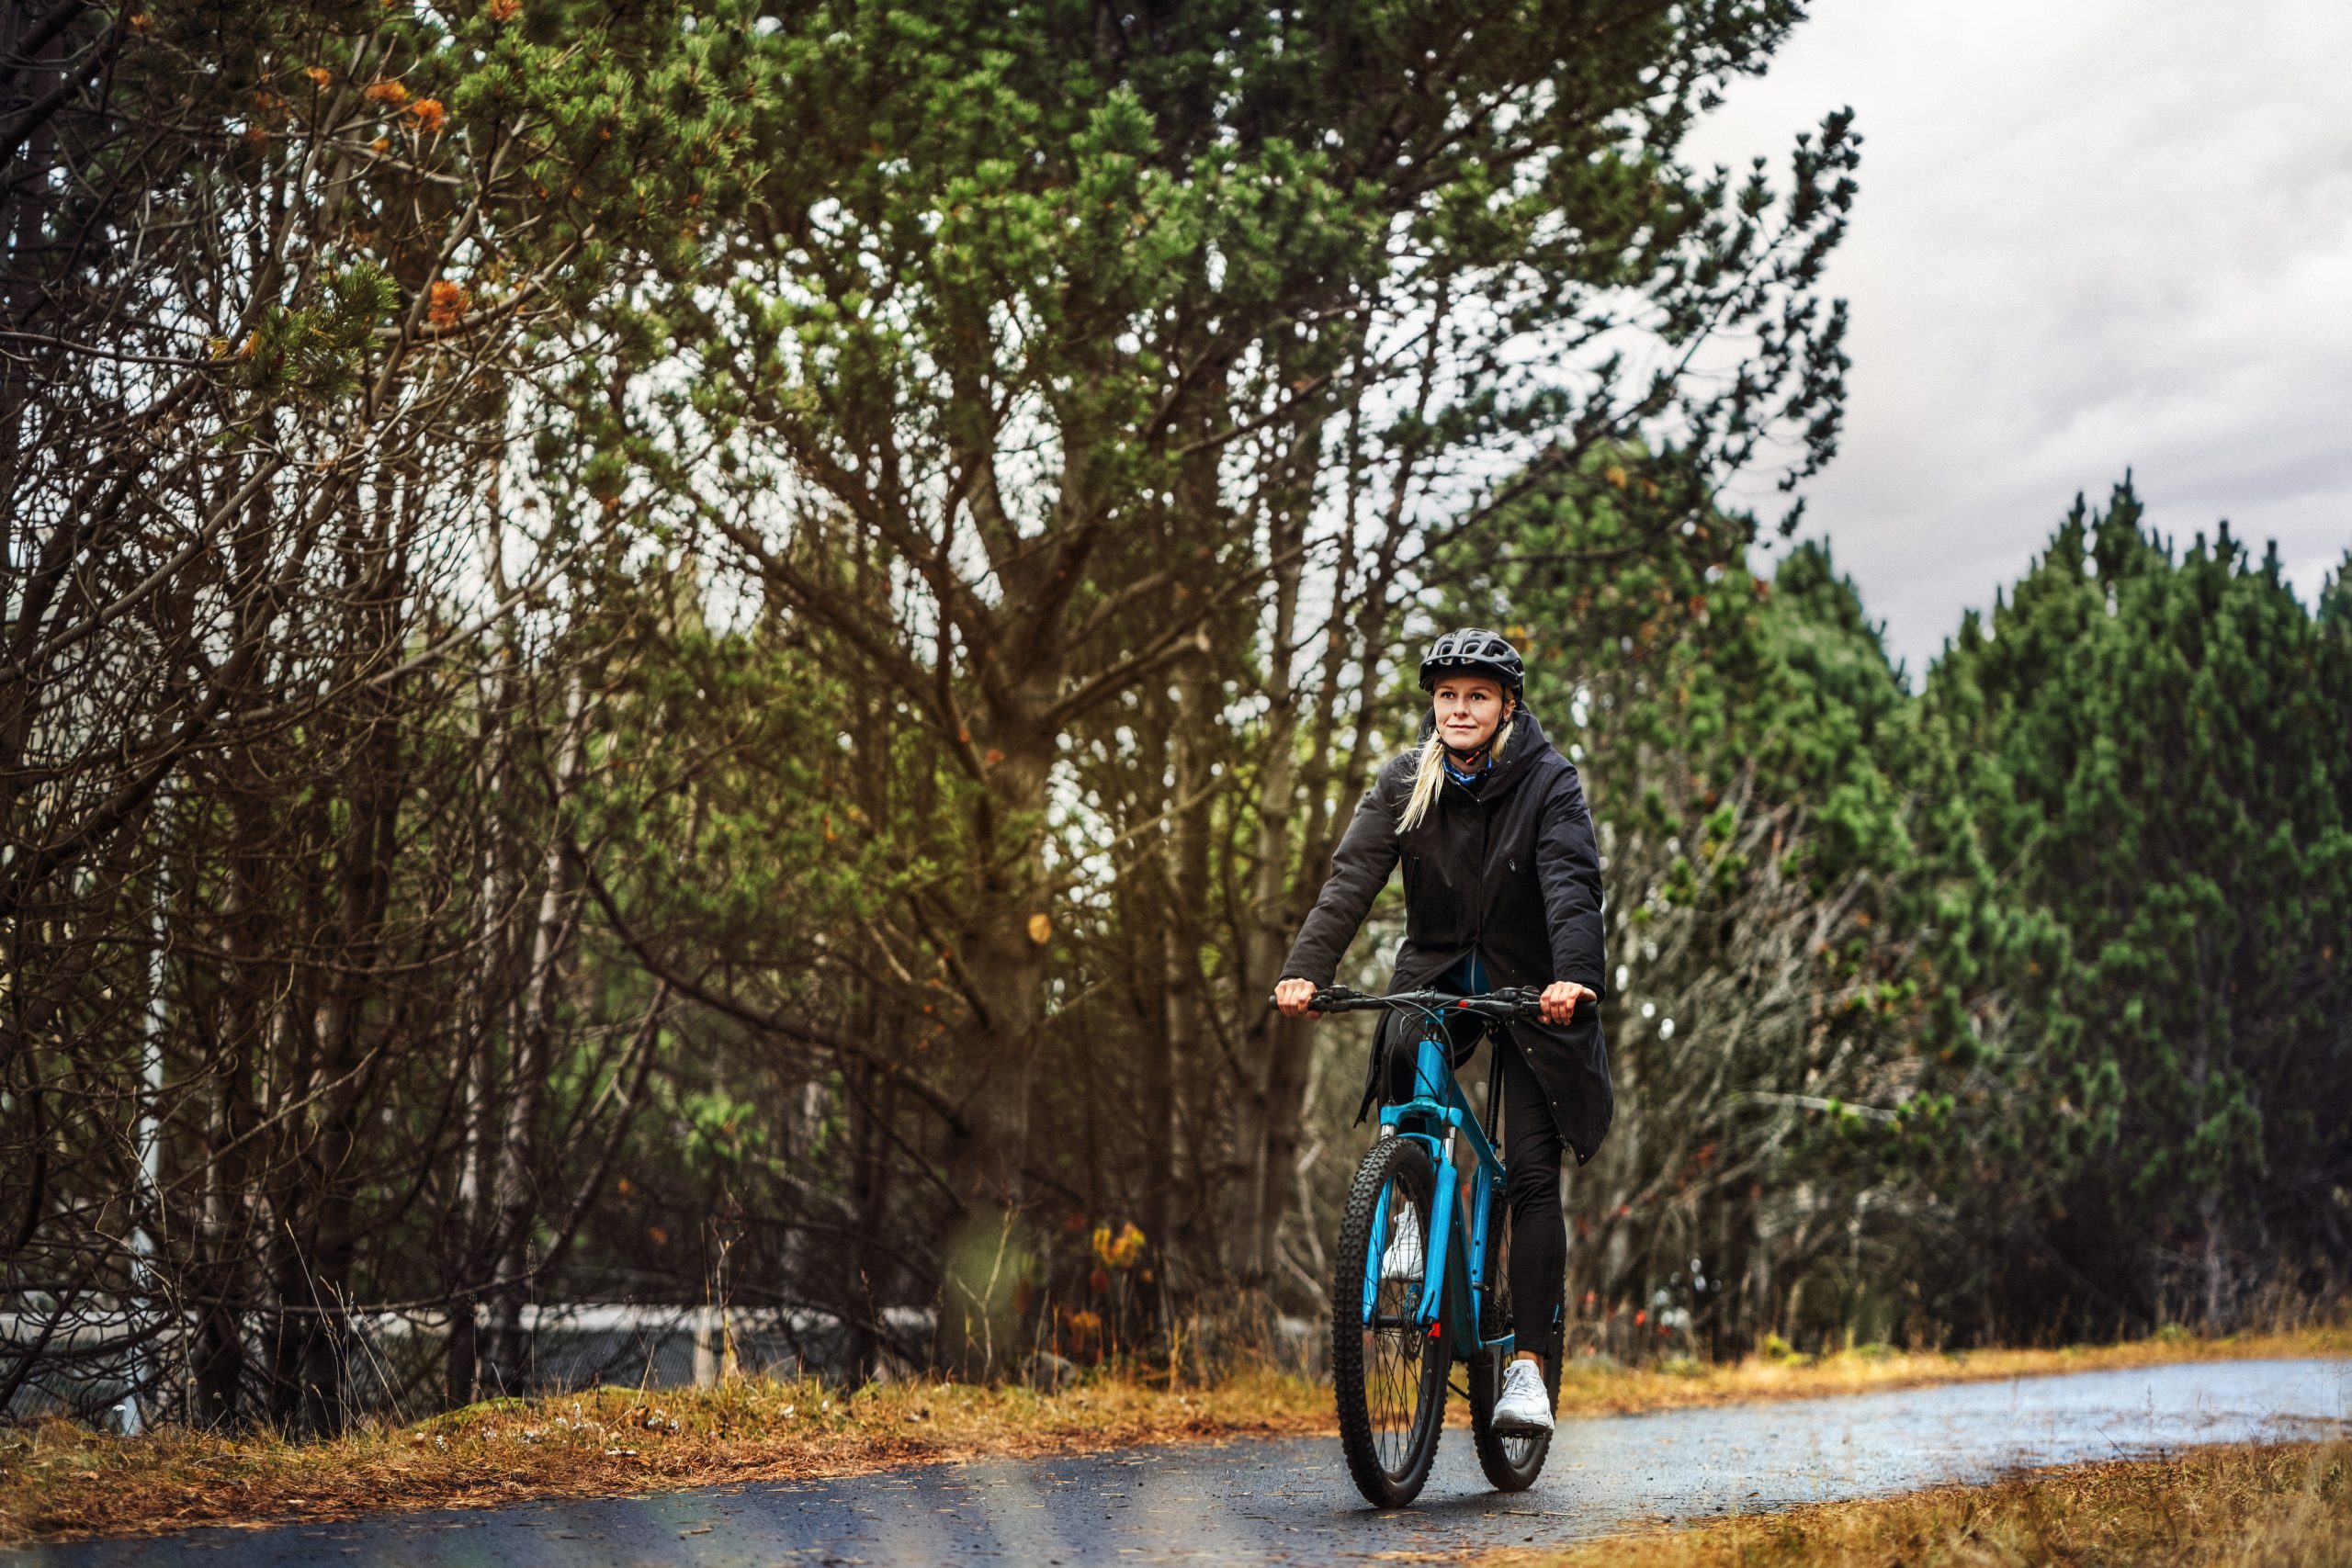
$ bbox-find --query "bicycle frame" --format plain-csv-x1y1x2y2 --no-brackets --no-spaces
1363,1018,1514,1364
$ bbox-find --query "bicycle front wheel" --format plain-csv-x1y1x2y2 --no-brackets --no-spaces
1330,1133,1449,1507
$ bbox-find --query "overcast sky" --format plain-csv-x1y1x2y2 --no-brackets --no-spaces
1684,0,2352,679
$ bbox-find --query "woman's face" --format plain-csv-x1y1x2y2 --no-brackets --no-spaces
1432,676,1510,753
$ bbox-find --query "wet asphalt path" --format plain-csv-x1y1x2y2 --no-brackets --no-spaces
15,1359,2348,1567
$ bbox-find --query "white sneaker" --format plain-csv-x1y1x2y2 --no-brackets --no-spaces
1491,1358,1554,1434
1380,1205,1423,1281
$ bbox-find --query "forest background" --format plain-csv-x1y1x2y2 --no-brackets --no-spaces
4,0,2347,1436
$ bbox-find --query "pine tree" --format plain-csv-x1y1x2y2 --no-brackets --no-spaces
1920,480,2352,1329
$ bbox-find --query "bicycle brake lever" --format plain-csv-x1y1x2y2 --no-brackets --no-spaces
1470,987,1546,1019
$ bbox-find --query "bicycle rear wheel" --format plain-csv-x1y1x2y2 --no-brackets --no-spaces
1468,1196,1557,1490
1331,1133,1450,1507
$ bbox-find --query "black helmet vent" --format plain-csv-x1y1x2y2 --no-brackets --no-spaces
1418,627,1525,694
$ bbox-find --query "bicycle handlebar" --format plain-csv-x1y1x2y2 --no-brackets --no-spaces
1267,983,1549,1021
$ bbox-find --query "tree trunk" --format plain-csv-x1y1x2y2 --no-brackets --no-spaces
933,672,1058,1377
447,653,514,1407
192,824,263,1427
1127,863,1171,1324
293,655,404,1436
484,672,591,1393
1156,664,1212,1290
2198,1192,2230,1332
0,0,57,515
842,1055,895,1380
1230,478,1312,1283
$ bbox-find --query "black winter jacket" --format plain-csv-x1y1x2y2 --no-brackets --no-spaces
1281,706,1613,1162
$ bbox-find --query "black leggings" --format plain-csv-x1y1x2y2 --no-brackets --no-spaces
1384,1028,1567,1362
1491,1037,1568,1363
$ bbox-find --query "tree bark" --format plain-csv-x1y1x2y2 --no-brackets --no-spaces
192,804,265,1427
1230,437,1316,1284
484,671,592,1393
447,649,515,1407
934,715,1056,1377
1156,663,1214,1289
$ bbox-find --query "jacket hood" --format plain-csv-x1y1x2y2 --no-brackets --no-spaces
1413,703,1554,800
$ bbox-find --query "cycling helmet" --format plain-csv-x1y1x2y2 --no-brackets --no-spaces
1418,627,1524,694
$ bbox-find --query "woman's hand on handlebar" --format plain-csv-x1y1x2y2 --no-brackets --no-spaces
1540,980,1597,1026
1273,976,1322,1019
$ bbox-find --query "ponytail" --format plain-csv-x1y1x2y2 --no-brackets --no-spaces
1396,736,1445,834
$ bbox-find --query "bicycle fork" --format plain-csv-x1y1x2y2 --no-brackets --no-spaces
1360,1127,1504,1362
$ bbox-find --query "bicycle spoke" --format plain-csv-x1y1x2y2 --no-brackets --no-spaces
1332,1130,1450,1506
1364,1176,1426,1470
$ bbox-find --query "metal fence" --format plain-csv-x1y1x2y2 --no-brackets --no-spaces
1,1299,943,1430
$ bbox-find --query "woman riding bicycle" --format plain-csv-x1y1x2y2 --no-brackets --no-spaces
1274,626,1611,1435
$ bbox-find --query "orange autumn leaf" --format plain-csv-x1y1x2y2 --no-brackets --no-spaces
1026,912,1051,945
363,79,410,108
410,97,447,134
305,65,332,87
426,279,470,328
487,0,522,20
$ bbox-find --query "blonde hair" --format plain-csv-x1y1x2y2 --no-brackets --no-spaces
1396,704,1514,834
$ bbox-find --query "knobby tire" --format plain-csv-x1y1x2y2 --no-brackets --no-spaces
1330,1134,1449,1507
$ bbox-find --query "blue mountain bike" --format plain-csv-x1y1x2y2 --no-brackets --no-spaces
1296,985,1559,1507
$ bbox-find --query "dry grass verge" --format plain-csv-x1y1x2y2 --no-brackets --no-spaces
1544,1325,2352,1418
1488,1440,2352,1568
2,1325,2344,1548
0,1371,1328,1547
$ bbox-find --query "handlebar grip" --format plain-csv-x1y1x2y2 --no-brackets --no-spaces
1457,986,1547,1019
1267,983,1363,1012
